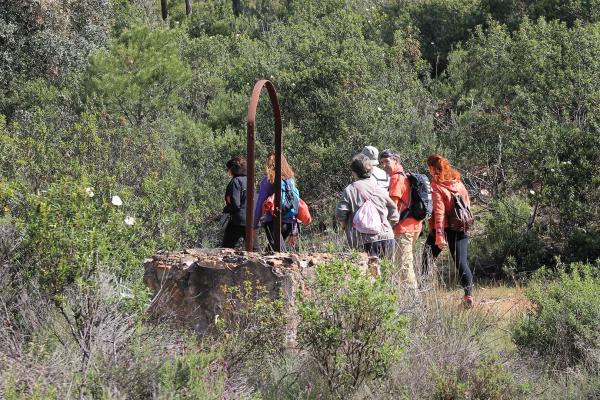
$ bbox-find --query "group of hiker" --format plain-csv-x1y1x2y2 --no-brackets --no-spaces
220,147,475,306
221,152,301,251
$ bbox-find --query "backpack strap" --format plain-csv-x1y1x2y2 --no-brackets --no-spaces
395,172,412,220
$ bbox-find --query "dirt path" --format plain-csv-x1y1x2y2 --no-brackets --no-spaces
476,286,531,317
434,285,532,320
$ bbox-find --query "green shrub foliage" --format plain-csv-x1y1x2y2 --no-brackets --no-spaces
513,262,600,370
297,260,409,397
432,355,526,400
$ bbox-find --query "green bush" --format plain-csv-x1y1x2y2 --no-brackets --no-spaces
158,340,226,399
20,177,149,294
432,355,526,400
513,261,600,370
441,19,600,247
297,259,409,398
472,195,549,274
217,280,288,372
564,230,600,264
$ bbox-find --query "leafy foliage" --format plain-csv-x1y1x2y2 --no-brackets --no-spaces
472,195,548,274
439,19,600,258
513,262,600,370
21,177,147,294
217,280,287,371
84,24,192,126
432,355,526,400
297,260,409,397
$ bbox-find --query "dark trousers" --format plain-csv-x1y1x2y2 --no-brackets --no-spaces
424,229,473,296
364,239,395,259
222,224,249,249
264,221,293,251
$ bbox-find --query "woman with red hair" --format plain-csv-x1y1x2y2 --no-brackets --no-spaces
254,152,299,251
426,154,474,307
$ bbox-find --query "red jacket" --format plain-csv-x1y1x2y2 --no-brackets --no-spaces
430,179,471,238
388,164,423,234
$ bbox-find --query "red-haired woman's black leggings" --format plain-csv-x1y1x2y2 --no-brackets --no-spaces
424,229,473,296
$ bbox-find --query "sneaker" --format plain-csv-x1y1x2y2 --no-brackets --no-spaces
463,295,473,308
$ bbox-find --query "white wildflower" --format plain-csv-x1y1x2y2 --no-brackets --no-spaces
529,190,535,195
214,314,220,324
124,216,135,226
377,106,383,112
480,189,490,196
111,195,123,206
85,187,94,198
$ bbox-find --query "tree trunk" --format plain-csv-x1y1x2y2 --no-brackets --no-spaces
232,0,241,16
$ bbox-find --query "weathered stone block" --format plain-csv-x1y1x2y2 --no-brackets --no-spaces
143,248,372,333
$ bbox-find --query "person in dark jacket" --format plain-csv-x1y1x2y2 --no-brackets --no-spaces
222,157,251,248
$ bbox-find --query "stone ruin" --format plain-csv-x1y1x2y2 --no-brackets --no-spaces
143,248,375,333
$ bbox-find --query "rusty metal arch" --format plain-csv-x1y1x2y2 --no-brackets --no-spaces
245,80,283,252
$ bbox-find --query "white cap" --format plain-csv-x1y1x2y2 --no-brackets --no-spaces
361,146,379,165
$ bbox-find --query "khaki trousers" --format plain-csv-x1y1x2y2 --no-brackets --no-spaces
394,231,419,291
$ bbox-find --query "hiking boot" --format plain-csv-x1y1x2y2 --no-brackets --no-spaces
463,295,473,308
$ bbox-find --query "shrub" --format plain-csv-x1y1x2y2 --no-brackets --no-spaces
158,340,226,399
217,280,288,372
382,290,528,399
20,177,148,294
432,355,525,400
0,268,226,399
513,261,600,370
564,230,600,264
296,260,409,398
472,195,549,274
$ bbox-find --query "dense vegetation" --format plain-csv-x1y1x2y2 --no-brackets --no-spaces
2,0,600,398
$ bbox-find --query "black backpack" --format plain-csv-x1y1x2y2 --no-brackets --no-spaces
399,172,433,221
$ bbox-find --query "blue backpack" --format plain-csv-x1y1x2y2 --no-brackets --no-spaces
281,179,300,219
